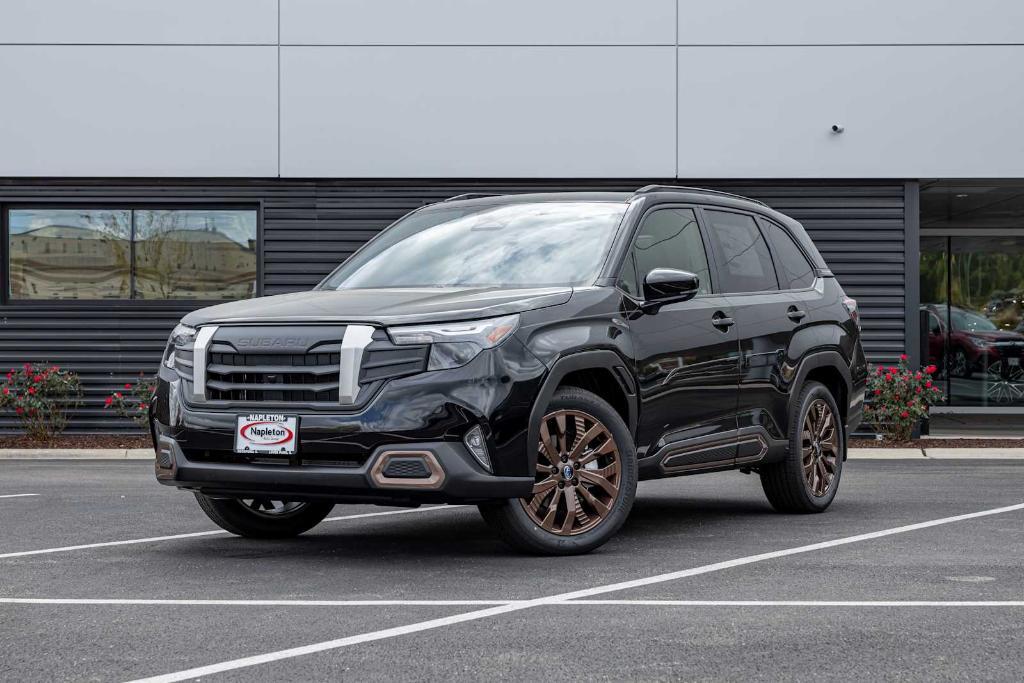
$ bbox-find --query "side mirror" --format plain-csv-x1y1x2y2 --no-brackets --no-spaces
642,268,700,308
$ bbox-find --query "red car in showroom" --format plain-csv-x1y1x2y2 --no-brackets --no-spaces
922,304,1024,379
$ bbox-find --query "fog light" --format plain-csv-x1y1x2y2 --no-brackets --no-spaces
463,425,491,472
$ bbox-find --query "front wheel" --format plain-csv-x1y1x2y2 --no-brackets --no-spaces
194,494,334,538
478,387,637,555
759,381,844,513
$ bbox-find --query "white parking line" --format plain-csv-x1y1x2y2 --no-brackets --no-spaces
128,501,1024,683
2,598,1021,608
563,600,1024,607
0,493,39,499
0,505,459,560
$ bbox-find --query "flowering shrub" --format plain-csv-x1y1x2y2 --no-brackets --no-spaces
0,363,82,442
106,373,156,428
864,355,944,441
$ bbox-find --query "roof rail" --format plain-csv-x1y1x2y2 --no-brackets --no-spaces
632,185,769,207
442,192,501,202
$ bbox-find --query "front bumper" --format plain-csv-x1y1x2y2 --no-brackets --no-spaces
154,433,532,504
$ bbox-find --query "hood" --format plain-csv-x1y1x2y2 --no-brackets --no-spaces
963,329,1024,342
181,286,573,327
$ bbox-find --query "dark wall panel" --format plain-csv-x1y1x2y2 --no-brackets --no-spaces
0,178,906,432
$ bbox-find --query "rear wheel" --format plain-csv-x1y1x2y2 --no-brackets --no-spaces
760,381,844,513
478,387,637,555
194,494,334,538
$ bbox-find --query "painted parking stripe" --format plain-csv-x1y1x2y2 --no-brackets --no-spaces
0,493,39,499
128,501,1024,683
2,598,1022,608
0,505,459,560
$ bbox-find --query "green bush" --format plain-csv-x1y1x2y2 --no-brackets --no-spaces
864,355,944,442
0,363,82,442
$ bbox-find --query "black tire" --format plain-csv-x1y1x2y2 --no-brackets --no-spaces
194,494,334,539
478,387,637,555
759,381,844,513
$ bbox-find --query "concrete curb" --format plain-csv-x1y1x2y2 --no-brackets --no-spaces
848,448,925,459
0,449,152,460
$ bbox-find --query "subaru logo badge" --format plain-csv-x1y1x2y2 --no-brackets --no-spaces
563,464,574,480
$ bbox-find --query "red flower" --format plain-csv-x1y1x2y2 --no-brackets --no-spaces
15,407,23,415
925,380,933,388
900,410,909,418
888,366,897,374
925,365,937,374
1,388,7,396
114,392,123,399
875,367,882,375
140,403,148,410
104,397,113,407
27,387,35,395
125,383,132,389
874,388,882,395
33,374,43,383
915,387,922,394
23,362,31,371
900,354,908,361
885,374,893,382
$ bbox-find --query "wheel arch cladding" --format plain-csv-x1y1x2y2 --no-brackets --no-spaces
527,351,638,473
792,352,852,426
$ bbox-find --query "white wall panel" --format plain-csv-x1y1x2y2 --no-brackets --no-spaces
0,0,278,45
280,47,676,177
0,46,278,177
676,46,1024,178
677,0,1024,45
281,0,676,45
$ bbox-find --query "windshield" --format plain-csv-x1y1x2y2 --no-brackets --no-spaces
951,309,999,332
319,201,627,290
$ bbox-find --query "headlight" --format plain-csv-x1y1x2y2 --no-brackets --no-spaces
164,323,197,369
388,314,519,371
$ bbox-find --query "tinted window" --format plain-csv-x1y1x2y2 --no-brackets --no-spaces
8,209,131,299
704,210,778,293
134,209,257,300
7,207,257,300
762,219,815,289
619,208,711,297
321,202,626,289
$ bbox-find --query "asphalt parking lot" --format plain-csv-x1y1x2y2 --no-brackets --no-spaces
1,458,1023,682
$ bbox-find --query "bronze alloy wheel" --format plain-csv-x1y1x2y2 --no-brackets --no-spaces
240,499,307,518
520,408,622,536
802,399,840,497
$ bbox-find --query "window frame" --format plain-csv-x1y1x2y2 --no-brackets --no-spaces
614,203,719,301
699,206,780,296
755,216,819,293
1,200,263,307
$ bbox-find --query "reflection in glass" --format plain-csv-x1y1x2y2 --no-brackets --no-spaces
322,202,626,290
134,210,257,300
8,209,131,299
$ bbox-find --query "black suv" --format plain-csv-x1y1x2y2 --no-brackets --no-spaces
151,186,866,555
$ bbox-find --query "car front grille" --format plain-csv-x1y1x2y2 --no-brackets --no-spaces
187,325,428,407
206,348,342,403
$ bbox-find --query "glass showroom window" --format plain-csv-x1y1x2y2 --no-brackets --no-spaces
7,208,257,301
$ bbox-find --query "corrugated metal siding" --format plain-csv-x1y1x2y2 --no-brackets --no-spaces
0,178,906,432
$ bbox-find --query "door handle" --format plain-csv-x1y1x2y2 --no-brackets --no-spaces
787,306,807,322
712,313,735,330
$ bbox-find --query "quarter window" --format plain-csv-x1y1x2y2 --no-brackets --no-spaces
7,208,257,300
704,210,778,293
619,208,711,297
761,219,816,289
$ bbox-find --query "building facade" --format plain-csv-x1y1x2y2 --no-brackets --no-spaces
1,0,1022,431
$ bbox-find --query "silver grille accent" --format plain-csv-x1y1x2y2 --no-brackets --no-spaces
191,326,218,401
338,325,375,404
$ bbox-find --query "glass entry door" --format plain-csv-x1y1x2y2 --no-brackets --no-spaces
921,235,1024,406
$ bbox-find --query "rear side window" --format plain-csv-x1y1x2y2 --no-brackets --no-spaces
704,210,778,293
618,208,712,297
761,219,816,289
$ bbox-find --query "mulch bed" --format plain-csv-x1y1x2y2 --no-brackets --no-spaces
0,434,152,449
850,438,1024,449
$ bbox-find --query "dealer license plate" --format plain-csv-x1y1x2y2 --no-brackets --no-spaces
235,414,298,455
